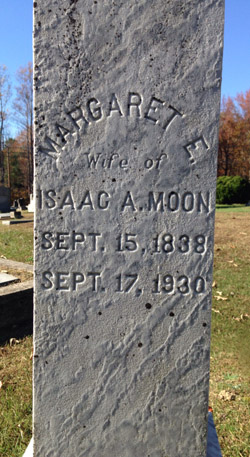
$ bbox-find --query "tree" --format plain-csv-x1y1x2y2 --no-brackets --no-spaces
218,90,250,179
2,138,26,201
13,62,33,193
0,65,11,184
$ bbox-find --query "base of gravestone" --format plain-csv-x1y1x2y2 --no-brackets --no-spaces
22,437,33,457
22,412,222,457
207,412,223,457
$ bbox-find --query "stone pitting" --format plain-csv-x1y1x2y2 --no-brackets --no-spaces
34,1,224,456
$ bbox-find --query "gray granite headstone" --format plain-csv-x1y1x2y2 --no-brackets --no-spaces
34,1,224,456
0,186,10,213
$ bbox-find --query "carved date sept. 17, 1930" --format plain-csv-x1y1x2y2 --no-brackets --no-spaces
41,270,206,295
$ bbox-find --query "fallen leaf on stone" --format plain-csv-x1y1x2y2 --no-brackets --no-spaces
212,308,221,314
218,390,236,401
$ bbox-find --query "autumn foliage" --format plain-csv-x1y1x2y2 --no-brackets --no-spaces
0,63,33,202
3,134,31,202
218,90,250,179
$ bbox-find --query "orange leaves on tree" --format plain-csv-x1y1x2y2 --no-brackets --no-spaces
218,89,250,179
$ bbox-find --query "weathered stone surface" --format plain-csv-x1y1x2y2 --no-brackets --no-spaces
34,1,224,456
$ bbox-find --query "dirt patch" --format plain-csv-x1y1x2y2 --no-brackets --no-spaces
214,212,250,252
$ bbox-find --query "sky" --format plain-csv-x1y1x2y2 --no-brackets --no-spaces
0,0,250,135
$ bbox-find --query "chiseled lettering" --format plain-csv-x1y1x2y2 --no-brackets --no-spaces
42,271,85,291
59,190,75,210
56,272,70,290
39,136,61,159
72,232,85,250
45,190,56,209
97,191,110,209
72,273,85,291
127,92,142,117
102,153,119,169
148,192,164,212
120,158,128,169
107,93,124,117
88,233,101,251
88,272,101,292
84,152,102,168
197,192,210,213
42,271,53,290
121,191,137,212
56,232,70,250
184,136,209,163
182,192,194,212
162,105,183,131
55,123,72,143
87,98,103,121
78,191,94,210
144,96,164,124
67,106,89,130
168,192,179,212
39,94,187,161
41,232,53,250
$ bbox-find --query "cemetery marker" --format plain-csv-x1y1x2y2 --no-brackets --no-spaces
34,1,224,456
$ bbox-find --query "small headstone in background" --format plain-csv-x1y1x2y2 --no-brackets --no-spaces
27,194,35,213
15,210,22,219
0,186,10,213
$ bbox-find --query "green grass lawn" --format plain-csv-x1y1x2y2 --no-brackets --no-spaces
0,212,33,263
209,210,250,457
0,209,249,456
216,204,250,213
0,338,32,457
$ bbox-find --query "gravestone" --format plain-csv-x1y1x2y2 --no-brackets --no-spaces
0,186,10,213
27,194,35,212
34,1,224,456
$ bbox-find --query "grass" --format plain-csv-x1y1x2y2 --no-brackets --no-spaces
0,212,33,264
0,338,32,457
216,204,250,213
0,209,249,456
210,210,250,457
